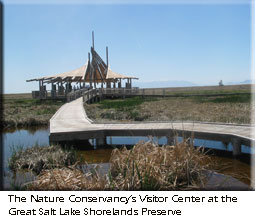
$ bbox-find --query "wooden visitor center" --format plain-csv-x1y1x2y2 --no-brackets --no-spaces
26,32,138,100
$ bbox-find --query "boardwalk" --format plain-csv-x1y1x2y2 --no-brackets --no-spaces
50,95,254,156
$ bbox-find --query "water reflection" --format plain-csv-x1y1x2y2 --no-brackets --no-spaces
106,136,252,154
3,127,49,168
2,127,252,190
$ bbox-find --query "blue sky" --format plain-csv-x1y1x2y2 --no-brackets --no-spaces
4,2,251,93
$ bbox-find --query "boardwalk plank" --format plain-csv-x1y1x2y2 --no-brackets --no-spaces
50,97,254,147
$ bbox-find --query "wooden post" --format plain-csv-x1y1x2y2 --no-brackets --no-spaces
99,88,102,98
65,83,68,94
106,46,108,68
96,137,107,147
123,87,125,99
51,82,53,98
232,138,241,157
39,80,42,99
167,136,174,146
119,79,122,88
88,53,92,88
92,31,94,49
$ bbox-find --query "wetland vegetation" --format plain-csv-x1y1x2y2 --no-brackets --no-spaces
8,144,78,175
1,93,64,129
3,84,253,190
85,93,252,124
2,85,252,130
24,140,213,190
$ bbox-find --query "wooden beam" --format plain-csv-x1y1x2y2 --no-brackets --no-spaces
106,46,108,68
93,57,106,79
91,48,107,68
92,31,94,49
95,63,105,82
89,53,92,87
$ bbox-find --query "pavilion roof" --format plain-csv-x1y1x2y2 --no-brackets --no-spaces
106,67,138,80
27,47,138,83
26,62,90,83
27,63,138,83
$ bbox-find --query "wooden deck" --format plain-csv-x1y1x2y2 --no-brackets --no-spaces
50,93,254,156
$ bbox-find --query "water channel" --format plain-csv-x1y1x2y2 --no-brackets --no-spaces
2,126,253,190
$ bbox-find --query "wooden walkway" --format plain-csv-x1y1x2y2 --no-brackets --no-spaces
50,95,254,156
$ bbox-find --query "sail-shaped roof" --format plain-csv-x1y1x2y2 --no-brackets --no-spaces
106,67,138,80
27,43,138,83
26,62,90,83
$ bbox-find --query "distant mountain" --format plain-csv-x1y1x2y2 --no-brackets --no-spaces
225,80,254,85
132,80,198,88
238,80,254,84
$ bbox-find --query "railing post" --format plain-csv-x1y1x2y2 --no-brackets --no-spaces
167,136,175,146
100,88,103,100
231,138,241,157
96,137,107,147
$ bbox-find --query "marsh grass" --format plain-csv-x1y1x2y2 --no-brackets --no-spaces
165,89,250,96
98,96,157,109
86,96,157,121
2,94,64,128
8,144,78,175
27,165,108,191
85,94,252,124
10,181,27,191
194,93,251,104
108,140,211,190
28,140,212,190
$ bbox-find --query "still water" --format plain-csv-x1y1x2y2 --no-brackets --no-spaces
2,127,252,190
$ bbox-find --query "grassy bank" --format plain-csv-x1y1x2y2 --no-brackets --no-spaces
85,93,252,124
28,140,212,190
145,84,252,96
9,144,78,175
1,93,63,129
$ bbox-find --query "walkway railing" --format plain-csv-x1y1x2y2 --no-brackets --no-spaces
67,88,90,102
67,87,252,103
82,88,101,103
34,86,251,101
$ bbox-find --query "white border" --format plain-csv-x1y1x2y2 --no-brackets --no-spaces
2,0,254,189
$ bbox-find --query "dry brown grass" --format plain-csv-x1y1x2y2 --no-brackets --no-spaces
85,95,251,124
144,84,252,95
27,165,107,191
139,97,251,124
108,140,210,190
1,94,63,128
2,93,33,99
9,145,77,174
28,140,211,190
